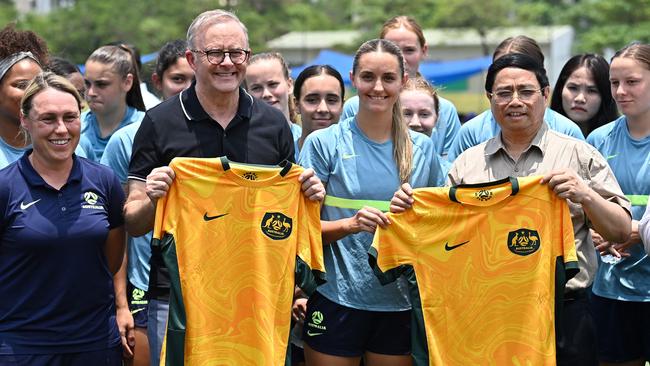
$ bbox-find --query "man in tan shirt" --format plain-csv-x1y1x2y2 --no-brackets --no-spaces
391,53,631,366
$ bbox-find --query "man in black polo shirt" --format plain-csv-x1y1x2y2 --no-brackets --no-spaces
124,9,324,364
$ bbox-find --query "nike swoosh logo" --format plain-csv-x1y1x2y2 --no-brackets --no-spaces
131,308,145,315
306,330,324,336
445,240,470,251
342,153,359,160
20,199,41,210
203,213,228,221
606,154,617,160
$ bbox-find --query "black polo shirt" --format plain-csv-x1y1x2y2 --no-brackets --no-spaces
128,81,295,300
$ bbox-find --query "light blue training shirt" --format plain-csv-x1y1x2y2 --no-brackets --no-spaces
588,115,650,301
81,106,145,162
100,121,151,291
299,116,445,311
341,95,461,159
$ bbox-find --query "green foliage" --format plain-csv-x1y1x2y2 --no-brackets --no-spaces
4,0,650,63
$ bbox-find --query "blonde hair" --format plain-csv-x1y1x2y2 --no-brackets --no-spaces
249,52,299,124
21,71,82,117
402,76,439,116
353,39,413,183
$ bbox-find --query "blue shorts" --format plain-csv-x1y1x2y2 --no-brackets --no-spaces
0,346,121,366
127,281,148,328
302,291,411,357
591,293,650,363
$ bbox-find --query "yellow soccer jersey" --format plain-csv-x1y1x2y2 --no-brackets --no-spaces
153,157,325,366
370,176,577,366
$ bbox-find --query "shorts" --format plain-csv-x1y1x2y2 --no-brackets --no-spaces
591,293,650,362
556,289,597,366
302,291,410,357
0,346,121,366
127,281,149,328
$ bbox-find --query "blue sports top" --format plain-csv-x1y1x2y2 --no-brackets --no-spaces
81,106,145,162
448,108,585,161
341,95,461,158
299,116,444,311
0,152,125,354
101,121,150,291
588,116,650,301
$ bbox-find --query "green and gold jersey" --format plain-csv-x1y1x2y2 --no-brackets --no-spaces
370,176,578,366
153,157,325,366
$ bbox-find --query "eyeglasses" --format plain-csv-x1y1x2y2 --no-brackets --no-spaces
488,88,543,104
191,48,250,65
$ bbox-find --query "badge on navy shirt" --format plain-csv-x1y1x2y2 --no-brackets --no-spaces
82,191,104,210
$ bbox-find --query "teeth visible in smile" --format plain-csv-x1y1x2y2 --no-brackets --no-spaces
50,139,69,145
369,96,386,100
509,112,524,116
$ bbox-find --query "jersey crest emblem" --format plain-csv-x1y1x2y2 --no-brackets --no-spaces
261,212,292,240
474,189,493,201
242,172,258,180
507,228,540,256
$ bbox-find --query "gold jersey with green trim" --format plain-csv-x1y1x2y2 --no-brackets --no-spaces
153,157,325,366
370,176,578,366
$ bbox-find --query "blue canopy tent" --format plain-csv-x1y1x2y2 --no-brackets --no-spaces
290,49,491,86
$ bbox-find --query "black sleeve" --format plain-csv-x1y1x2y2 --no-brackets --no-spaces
128,113,160,181
279,120,296,164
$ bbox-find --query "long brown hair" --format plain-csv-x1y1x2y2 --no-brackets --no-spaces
352,39,413,184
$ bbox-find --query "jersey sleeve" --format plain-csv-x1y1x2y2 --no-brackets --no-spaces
106,170,126,229
129,113,160,181
369,208,419,285
558,197,579,279
294,195,326,296
340,96,358,121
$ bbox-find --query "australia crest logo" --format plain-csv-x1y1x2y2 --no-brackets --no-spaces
507,228,540,256
261,212,292,240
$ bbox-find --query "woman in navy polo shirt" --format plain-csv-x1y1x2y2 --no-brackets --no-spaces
0,72,126,365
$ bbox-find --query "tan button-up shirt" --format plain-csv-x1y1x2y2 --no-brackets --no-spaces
449,123,631,291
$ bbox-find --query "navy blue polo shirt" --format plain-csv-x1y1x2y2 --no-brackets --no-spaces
129,81,295,301
0,151,125,354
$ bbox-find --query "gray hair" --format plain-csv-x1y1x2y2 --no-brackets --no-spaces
187,9,249,49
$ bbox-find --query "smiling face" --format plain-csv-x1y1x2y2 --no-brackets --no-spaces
21,87,81,164
561,66,602,124
297,73,343,133
383,27,427,78
400,89,437,136
245,58,293,119
84,60,131,115
610,57,650,120
187,20,249,96
489,67,548,135
352,51,406,115
0,59,41,125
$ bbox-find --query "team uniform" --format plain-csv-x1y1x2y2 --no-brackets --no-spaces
450,123,631,365
340,95,461,158
447,108,585,161
371,176,578,365
0,152,124,365
587,116,650,362
101,121,150,327
0,136,93,169
153,157,324,365
128,82,295,365
299,117,444,356
81,106,145,162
